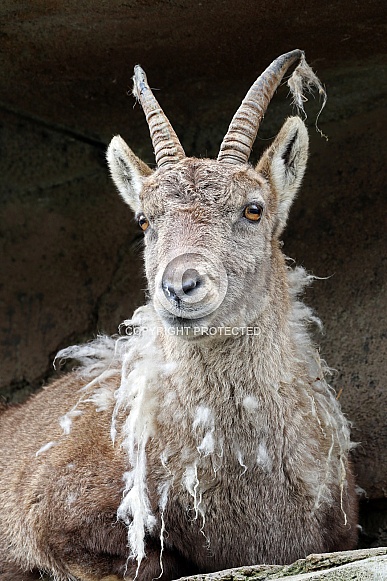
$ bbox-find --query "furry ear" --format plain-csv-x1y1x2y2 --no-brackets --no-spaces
256,117,308,236
106,135,153,212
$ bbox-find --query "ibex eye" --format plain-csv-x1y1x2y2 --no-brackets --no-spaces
138,214,149,232
244,204,263,222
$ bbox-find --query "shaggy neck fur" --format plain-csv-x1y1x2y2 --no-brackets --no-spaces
57,265,351,574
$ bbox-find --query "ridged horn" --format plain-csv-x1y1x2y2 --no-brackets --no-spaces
133,65,185,168
218,50,320,165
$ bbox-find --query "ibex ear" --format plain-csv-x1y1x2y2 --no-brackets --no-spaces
106,135,153,213
256,117,308,236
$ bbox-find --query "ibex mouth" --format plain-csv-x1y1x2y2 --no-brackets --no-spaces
160,312,222,341
156,306,215,329
170,316,206,331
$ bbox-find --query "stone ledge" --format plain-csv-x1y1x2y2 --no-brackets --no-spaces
177,547,387,580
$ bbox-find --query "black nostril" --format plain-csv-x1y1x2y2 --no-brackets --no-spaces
182,277,198,294
182,269,201,295
163,282,178,301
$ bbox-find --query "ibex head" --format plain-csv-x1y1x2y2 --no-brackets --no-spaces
107,50,325,339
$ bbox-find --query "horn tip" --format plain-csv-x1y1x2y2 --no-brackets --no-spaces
134,64,145,76
132,64,148,100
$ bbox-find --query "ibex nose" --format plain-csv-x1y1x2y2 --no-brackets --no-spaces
156,252,227,320
162,268,201,303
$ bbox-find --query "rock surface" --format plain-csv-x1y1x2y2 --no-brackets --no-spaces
177,548,387,580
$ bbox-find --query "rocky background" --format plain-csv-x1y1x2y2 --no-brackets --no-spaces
0,0,386,548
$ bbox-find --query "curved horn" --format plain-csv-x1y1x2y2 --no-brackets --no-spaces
133,65,185,168
218,50,317,165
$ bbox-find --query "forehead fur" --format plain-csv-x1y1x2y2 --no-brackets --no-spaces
140,158,269,214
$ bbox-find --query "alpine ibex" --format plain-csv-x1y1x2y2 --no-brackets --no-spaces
0,50,358,581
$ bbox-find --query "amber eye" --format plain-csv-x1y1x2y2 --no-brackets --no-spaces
138,214,149,232
244,204,263,222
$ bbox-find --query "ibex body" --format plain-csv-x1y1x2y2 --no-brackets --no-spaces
0,51,358,581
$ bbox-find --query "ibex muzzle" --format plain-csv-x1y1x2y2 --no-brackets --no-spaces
155,245,228,328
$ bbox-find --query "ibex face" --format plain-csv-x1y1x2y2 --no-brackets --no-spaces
108,125,307,337
107,51,317,338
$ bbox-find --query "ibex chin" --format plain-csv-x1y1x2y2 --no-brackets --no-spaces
0,50,358,581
